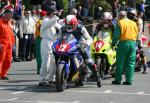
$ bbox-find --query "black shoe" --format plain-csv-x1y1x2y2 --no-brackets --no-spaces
143,71,148,74
22,58,26,61
26,58,32,61
123,81,132,85
1,76,9,80
37,71,40,74
14,58,21,62
76,76,86,87
112,80,121,85
39,82,50,86
48,81,55,85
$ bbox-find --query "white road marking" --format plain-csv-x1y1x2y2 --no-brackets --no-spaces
103,90,113,93
0,98,19,102
0,86,27,90
26,101,80,103
136,92,145,94
7,98,19,101
11,91,26,94
11,89,31,94
0,87,5,90
0,99,80,103
66,90,150,96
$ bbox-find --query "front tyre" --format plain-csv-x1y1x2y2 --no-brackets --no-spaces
56,64,67,92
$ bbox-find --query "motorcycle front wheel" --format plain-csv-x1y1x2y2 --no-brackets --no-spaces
56,64,67,92
98,57,108,79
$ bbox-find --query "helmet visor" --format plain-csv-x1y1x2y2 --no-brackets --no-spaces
65,24,74,31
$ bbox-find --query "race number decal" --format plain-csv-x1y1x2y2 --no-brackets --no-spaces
59,44,67,52
94,40,104,52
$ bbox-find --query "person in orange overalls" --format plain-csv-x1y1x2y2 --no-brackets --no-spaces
0,5,14,80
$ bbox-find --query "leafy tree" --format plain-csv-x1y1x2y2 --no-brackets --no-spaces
95,0,112,12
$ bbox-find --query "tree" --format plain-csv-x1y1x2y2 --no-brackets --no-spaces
127,0,136,8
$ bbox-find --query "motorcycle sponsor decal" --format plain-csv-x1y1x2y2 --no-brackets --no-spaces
94,40,104,52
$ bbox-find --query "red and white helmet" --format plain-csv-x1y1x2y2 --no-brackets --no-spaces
64,15,78,32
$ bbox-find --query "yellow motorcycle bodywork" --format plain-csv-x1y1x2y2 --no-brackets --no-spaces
91,33,116,66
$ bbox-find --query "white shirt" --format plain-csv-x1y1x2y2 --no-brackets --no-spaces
21,16,35,34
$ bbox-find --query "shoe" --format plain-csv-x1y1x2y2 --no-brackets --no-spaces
143,70,148,74
22,58,26,61
123,81,132,85
142,68,149,74
39,82,50,86
76,76,86,87
26,58,32,61
1,76,9,80
37,71,40,74
112,80,121,85
48,81,55,85
14,58,21,62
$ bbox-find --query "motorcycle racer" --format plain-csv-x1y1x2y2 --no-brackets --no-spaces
93,12,115,40
58,15,101,87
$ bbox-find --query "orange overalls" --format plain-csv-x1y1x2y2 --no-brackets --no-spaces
0,18,14,78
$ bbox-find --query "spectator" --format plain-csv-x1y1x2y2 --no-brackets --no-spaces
136,11,148,74
21,5,25,17
10,19,21,62
112,11,138,85
32,9,39,22
39,7,61,86
20,10,36,61
80,0,90,17
70,7,84,22
137,12,144,40
35,10,46,74
112,0,119,19
68,0,76,13
0,5,14,80
137,1,145,32
119,1,128,11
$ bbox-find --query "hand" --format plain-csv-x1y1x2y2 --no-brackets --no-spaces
110,44,116,50
80,40,88,48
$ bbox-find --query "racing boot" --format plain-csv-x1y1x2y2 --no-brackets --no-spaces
87,63,102,87
96,71,102,87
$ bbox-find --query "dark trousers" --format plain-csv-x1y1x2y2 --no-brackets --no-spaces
18,38,23,59
23,34,34,60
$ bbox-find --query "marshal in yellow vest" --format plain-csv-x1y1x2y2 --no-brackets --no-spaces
35,19,43,38
118,18,138,41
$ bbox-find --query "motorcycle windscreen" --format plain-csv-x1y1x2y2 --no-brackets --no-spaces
97,31,110,40
54,33,77,54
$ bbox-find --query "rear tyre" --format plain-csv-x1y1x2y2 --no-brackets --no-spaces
56,64,67,92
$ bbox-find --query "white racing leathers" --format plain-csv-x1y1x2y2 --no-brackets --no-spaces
40,15,61,82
